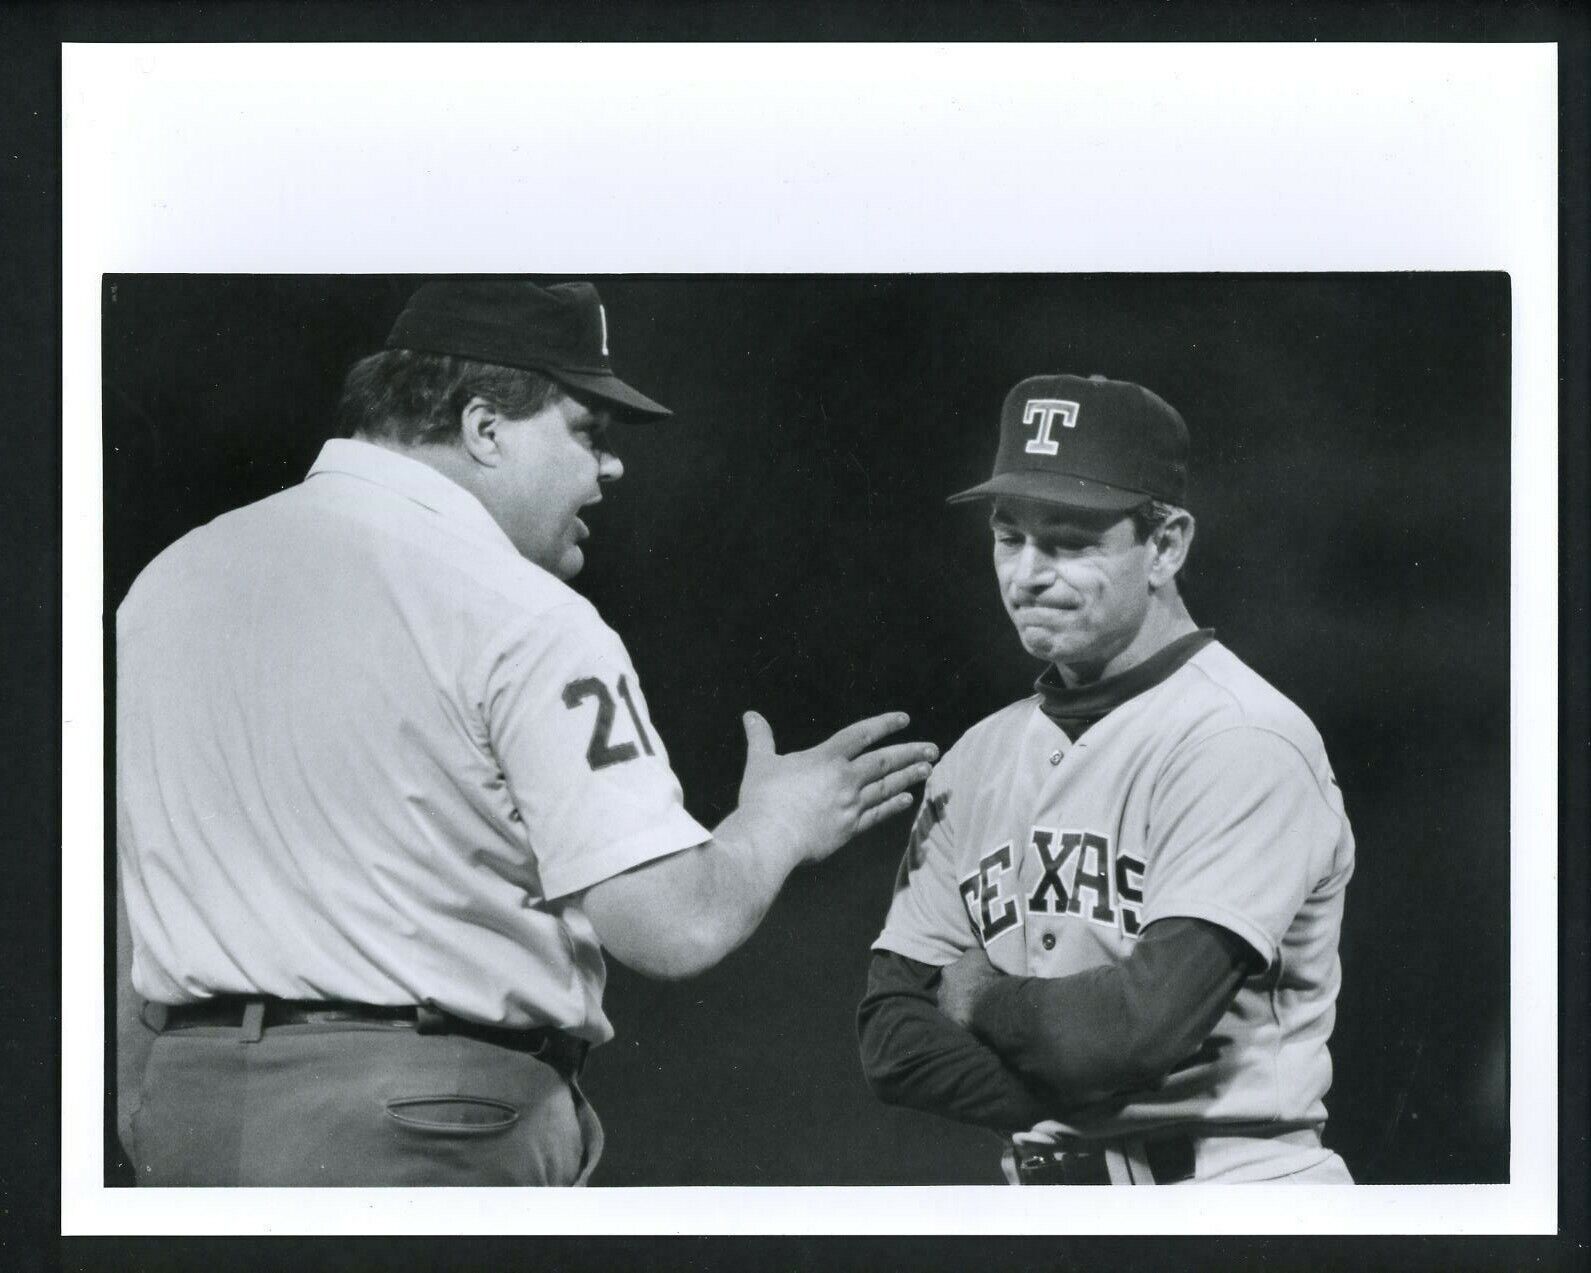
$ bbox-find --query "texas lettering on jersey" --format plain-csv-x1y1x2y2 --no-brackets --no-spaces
957,826,1145,946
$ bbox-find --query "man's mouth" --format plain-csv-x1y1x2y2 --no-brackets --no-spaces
574,494,604,543
1012,602,1080,623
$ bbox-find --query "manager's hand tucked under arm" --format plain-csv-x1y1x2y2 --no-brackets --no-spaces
857,948,1054,1132
936,946,1004,1029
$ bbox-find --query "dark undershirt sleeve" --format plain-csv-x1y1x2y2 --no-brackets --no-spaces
967,916,1262,1107
857,950,1054,1133
858,917,1260,1131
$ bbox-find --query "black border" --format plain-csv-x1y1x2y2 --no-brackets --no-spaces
1554,15,1591,1270
6,2,1586,1269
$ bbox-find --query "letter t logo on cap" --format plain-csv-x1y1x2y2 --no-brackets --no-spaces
1022,399,1080,457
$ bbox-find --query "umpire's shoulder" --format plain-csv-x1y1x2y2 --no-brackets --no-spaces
438,533,581,615
452,549,634,684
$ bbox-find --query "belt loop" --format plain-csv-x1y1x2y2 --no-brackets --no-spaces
1119,1137,1153,1185
1102,1144,1134,1185
140,1002,169,1033
1000,1146,1022,1186
415,1004,447,1035
240,998,266,1043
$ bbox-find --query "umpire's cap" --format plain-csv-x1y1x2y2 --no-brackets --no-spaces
948,373,1188,512
386,279,672,421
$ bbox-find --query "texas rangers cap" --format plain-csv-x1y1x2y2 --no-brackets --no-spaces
948,374,1189,511
385,279,672,421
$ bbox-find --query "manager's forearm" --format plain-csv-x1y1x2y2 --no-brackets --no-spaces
858,951,1053,1131
965,917,1257,1102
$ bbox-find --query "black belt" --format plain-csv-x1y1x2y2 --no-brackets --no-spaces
157,996,589,1079
1012,1134,1196,1185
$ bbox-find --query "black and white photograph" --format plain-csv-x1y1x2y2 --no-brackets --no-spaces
101,271,1510,1192
51,37,1570,1251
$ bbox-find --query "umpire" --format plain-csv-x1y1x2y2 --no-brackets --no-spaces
116,279,935,1186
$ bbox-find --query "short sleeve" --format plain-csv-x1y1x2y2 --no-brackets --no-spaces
481,602,711,900
872,755,979,966
1139,727,1345,969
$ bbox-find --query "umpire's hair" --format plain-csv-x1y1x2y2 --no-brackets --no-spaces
337,349,563,446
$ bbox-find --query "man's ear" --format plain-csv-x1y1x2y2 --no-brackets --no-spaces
1148,510,1196,588
459,396,503,466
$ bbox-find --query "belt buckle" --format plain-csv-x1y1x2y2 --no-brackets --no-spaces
1014,1139,1108,1186
1017,1148,1053,1178
1016,1144,1071,1186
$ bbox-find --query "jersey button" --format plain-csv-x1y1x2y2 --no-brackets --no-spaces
1049,751,1062,765
1041,933,1056,950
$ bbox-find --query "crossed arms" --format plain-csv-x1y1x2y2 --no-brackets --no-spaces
857,916,1259,1131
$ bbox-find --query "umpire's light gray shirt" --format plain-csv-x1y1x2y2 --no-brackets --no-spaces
117,438,709,1041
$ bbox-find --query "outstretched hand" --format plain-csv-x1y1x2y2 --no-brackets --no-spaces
736,710,938,868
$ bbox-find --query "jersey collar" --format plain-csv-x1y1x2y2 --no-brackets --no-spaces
1035,628,1217,728
306,437,517,555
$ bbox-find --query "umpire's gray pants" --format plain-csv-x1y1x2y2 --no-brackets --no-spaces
122,1016,603,1186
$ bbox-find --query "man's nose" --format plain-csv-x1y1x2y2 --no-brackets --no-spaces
1012,544,1054,592
598,451,624,483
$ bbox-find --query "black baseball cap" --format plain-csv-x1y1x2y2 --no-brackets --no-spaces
947,373,1189,511
385,279,672,421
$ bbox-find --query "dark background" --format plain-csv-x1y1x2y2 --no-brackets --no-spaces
102,272,1510,1187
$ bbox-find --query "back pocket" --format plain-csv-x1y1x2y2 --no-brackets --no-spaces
384,1094,521,1135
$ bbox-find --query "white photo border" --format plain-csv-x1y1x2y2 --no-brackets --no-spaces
61,41,1558,1235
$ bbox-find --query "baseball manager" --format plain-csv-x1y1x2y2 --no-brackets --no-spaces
858,374,1354,1185
116,279,936,1186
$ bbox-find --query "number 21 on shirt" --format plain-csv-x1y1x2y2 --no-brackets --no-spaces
562,674,655,770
